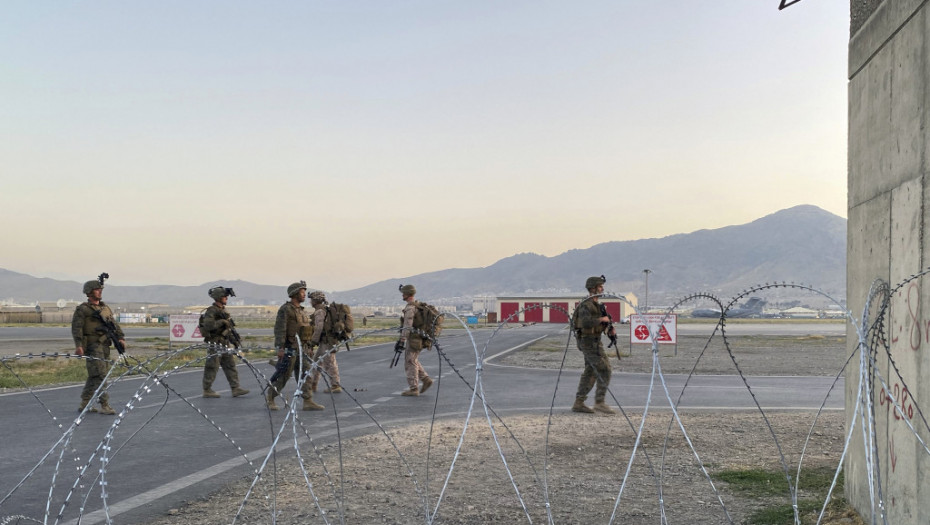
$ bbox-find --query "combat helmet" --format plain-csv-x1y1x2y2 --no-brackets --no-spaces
208,286,235,300
585,275,606,291
399,284,416,296
83,272,109,295
309,291,326,303
287,281,307,297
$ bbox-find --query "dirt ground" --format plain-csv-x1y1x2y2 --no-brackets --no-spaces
135,332,861,525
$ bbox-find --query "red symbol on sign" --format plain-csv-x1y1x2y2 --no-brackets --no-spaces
192,327,202,338
172,324,185,338
634,325,650,340
657,326,672,341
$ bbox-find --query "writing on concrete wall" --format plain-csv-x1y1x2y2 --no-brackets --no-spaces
890,283,924,351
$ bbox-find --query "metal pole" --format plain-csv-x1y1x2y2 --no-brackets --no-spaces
642,269,652,313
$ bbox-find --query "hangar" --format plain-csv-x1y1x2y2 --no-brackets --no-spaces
495,293,638,324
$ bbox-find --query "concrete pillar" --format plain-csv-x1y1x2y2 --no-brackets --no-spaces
848,0,930,521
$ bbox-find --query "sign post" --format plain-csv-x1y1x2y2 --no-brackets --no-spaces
168,314,204,348
628,313,678,355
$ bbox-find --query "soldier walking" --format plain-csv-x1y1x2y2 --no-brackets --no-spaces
201,286,250,399
396,284,433,397
71,276,125,415
572,275,617,414
267,281,324,411
308,291,341,393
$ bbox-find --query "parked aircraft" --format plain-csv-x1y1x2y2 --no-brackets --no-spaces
691,297,766,318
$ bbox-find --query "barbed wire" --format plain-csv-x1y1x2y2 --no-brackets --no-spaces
3,273,930,523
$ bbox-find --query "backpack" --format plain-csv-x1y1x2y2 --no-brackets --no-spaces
413,302,444,347
324,303,354,342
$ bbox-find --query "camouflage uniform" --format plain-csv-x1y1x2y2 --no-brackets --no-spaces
201,303,244,394
71,301,123,405
270,301,316,402
309,304,340,391
574,298,612,404
401,301,430,391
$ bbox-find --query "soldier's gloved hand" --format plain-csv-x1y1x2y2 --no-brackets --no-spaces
394,340,405,352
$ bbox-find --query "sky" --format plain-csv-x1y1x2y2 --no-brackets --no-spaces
0,1,849,291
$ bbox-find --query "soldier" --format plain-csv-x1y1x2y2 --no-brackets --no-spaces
201,286,250,399
396,284,433,396
71,277,125,415
308,291,341,394
268,281,324,411
572,275,617,414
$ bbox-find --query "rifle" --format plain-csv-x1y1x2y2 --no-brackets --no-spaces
598,303,620,359
269,348,293,383
93,309,126,355
223,316,242,348
390,340,404,368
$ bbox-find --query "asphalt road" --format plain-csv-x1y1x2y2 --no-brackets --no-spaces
0,324,845,524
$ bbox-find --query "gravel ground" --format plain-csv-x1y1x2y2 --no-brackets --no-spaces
136,331,862,524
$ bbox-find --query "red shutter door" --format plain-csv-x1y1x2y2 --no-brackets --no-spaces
549,302,569,323
500,302,520,323
604,302,621,321
524,302,543,322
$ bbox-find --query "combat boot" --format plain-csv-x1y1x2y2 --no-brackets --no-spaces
99,400,117,415
78,399,98,413
401,387,419,397
323,384,342,394
266,391,279,411
203,389,221,398
572,397,594,414
419,377,434,394
231,387,250,397
593,401,617,415
302,398,325,411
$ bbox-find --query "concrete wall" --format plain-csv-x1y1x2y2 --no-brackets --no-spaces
847,0,929,520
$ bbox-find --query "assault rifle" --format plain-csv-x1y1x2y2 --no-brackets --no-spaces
223,316,243,348
93,309,126,355
269,348,294,383
598,303,620,359
390,340,404,368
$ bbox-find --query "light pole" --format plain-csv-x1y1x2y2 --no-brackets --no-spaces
642,269,652,313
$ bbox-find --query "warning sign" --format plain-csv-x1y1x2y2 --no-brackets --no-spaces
169,314,204,343
629,314,677,345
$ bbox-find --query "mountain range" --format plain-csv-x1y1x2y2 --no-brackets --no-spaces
0,205,846,307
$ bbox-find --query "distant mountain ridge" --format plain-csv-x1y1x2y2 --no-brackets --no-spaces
0,205,845,306
336,204,846,304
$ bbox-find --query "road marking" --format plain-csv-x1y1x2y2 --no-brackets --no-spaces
374,397,392,403
482,334,551,365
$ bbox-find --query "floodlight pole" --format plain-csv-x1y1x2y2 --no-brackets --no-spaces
642,269,652,313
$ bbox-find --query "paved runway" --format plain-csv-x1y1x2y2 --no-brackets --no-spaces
0,324,845,524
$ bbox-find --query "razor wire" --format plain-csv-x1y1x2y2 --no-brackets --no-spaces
2,273,930,523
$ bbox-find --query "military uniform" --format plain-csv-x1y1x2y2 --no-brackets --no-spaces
71,300,122,411
201,299,248,397
399,285,432,396
269,296,322,410
309,303,340,392
572,275,616,414
574,299,612,400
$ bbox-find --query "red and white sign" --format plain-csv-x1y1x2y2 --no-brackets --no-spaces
169,314,205,343
629,314,677,345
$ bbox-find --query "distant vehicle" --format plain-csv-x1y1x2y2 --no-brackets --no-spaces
691,297,766,319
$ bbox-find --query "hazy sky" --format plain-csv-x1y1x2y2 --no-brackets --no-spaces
1,1,848,291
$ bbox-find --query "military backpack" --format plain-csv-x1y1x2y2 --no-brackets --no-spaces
412,302,444,348
323,303,354,342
